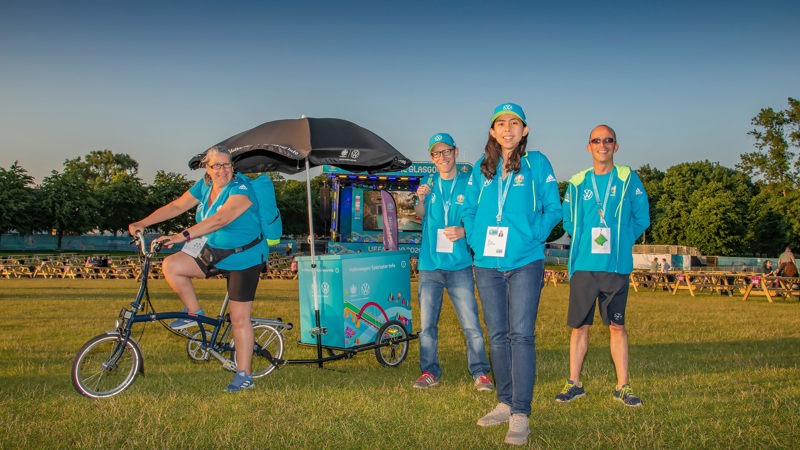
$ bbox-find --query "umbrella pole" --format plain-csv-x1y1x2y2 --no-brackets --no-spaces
305,158,324,367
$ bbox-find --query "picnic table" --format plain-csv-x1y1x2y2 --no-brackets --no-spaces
0,262,34,278
668,271,738,297
544,269,568,287
740,275,800,302
629,270,671,292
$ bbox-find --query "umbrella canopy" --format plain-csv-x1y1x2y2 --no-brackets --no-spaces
188,116,412,342
188,117,411,175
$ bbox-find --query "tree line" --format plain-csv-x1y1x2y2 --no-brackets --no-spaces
0,150,328,249
1,98,798,256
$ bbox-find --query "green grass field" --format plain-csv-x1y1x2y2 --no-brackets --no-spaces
1,278,798,449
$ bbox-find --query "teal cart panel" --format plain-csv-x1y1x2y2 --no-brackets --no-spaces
298,251,412,348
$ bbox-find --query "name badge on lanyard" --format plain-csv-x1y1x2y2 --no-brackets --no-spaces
591,227,611,254
590,170,614,254
436,229,454,253
181,236,208,257
435,175,458,254
483,226,509,257
484,173,513,257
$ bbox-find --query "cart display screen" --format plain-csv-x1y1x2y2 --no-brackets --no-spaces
361,190,421,232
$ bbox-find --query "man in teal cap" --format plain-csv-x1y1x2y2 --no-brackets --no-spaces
412,132,493,392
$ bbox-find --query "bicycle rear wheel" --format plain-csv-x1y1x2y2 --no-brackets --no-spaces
375,320,409,367
233,323,284,378
71,332,143,399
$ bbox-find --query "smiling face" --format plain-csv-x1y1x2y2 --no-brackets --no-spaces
587,125,619,173
204,150,234,186
489,114,529,153
430,142,458,178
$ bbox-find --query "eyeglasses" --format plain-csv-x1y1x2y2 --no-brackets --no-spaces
430,148,455,159
590,137,616,144
207,162,233,170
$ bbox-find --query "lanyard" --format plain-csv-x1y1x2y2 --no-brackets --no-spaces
590,169,614,227
200,183,227,221
495,171,514,224
437,175,458,227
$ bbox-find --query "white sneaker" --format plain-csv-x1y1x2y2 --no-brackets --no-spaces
477,402,511,427
504,413,530,445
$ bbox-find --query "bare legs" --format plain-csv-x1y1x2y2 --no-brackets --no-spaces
568,323,629,389
229,300,254,375
161,252,204,312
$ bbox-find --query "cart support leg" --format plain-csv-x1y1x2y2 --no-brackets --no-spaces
315,310,323,367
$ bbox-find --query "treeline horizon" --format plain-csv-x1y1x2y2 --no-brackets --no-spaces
1,98,798,256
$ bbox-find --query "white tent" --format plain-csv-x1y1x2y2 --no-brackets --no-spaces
547,232,571,248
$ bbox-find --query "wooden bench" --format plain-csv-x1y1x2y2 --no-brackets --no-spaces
543,269,568,287
741,275,800,302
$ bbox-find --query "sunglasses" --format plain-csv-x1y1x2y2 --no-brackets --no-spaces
207,162,233,170
430,148,455,159
590,137,616,144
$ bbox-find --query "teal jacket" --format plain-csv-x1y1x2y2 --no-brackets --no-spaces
563,165,650,277
462,151,562,271
417,171,473,271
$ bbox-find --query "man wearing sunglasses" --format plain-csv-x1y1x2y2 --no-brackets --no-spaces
412,133,493,392
556,125,650,407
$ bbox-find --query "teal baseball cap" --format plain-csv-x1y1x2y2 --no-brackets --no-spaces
491,102,527,125
428,133,456,152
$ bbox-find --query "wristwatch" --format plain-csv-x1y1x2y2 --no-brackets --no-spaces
182,230,191,242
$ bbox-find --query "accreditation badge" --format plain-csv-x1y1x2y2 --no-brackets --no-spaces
436,228,454,253
483,226,509,257
181,236,208,258
591,227,611,254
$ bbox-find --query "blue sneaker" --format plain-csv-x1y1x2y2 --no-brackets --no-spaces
169,308,204,330
613,384,643,407
225,370,254,393
555,379,586,402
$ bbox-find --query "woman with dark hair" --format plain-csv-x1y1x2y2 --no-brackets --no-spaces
462,103,562,445
128,145,272,393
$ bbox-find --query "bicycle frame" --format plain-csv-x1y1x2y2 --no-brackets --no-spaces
107,236,237,368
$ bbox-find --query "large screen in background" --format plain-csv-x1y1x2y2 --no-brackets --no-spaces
361,190,422,232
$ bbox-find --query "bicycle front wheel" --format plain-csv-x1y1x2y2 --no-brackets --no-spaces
71,332,143,399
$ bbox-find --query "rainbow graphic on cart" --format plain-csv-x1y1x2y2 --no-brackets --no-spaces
297,251,412,348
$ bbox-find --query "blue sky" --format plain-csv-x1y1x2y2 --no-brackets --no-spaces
1,1,798,184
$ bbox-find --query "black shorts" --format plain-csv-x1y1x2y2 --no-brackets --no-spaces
194,260,264,303
567,271,630,327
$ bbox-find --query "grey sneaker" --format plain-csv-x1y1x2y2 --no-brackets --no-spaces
477,402,511,427
613,384,643,407
504,414,530,446
474,374,494,392
225,370,254,393
413,372,438,389
555,379,586,402
169,308,204,330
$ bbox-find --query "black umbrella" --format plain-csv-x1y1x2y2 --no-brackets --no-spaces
188,117,411,175
189,117,411,364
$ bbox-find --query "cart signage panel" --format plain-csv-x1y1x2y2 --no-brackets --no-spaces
297,251,412,348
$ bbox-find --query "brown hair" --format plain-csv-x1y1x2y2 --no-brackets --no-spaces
479,131,528,180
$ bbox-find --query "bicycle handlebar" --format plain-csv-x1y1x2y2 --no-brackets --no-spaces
131,231,163,257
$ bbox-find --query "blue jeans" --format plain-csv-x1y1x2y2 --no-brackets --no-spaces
474,259,544,415
418,267,491,380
